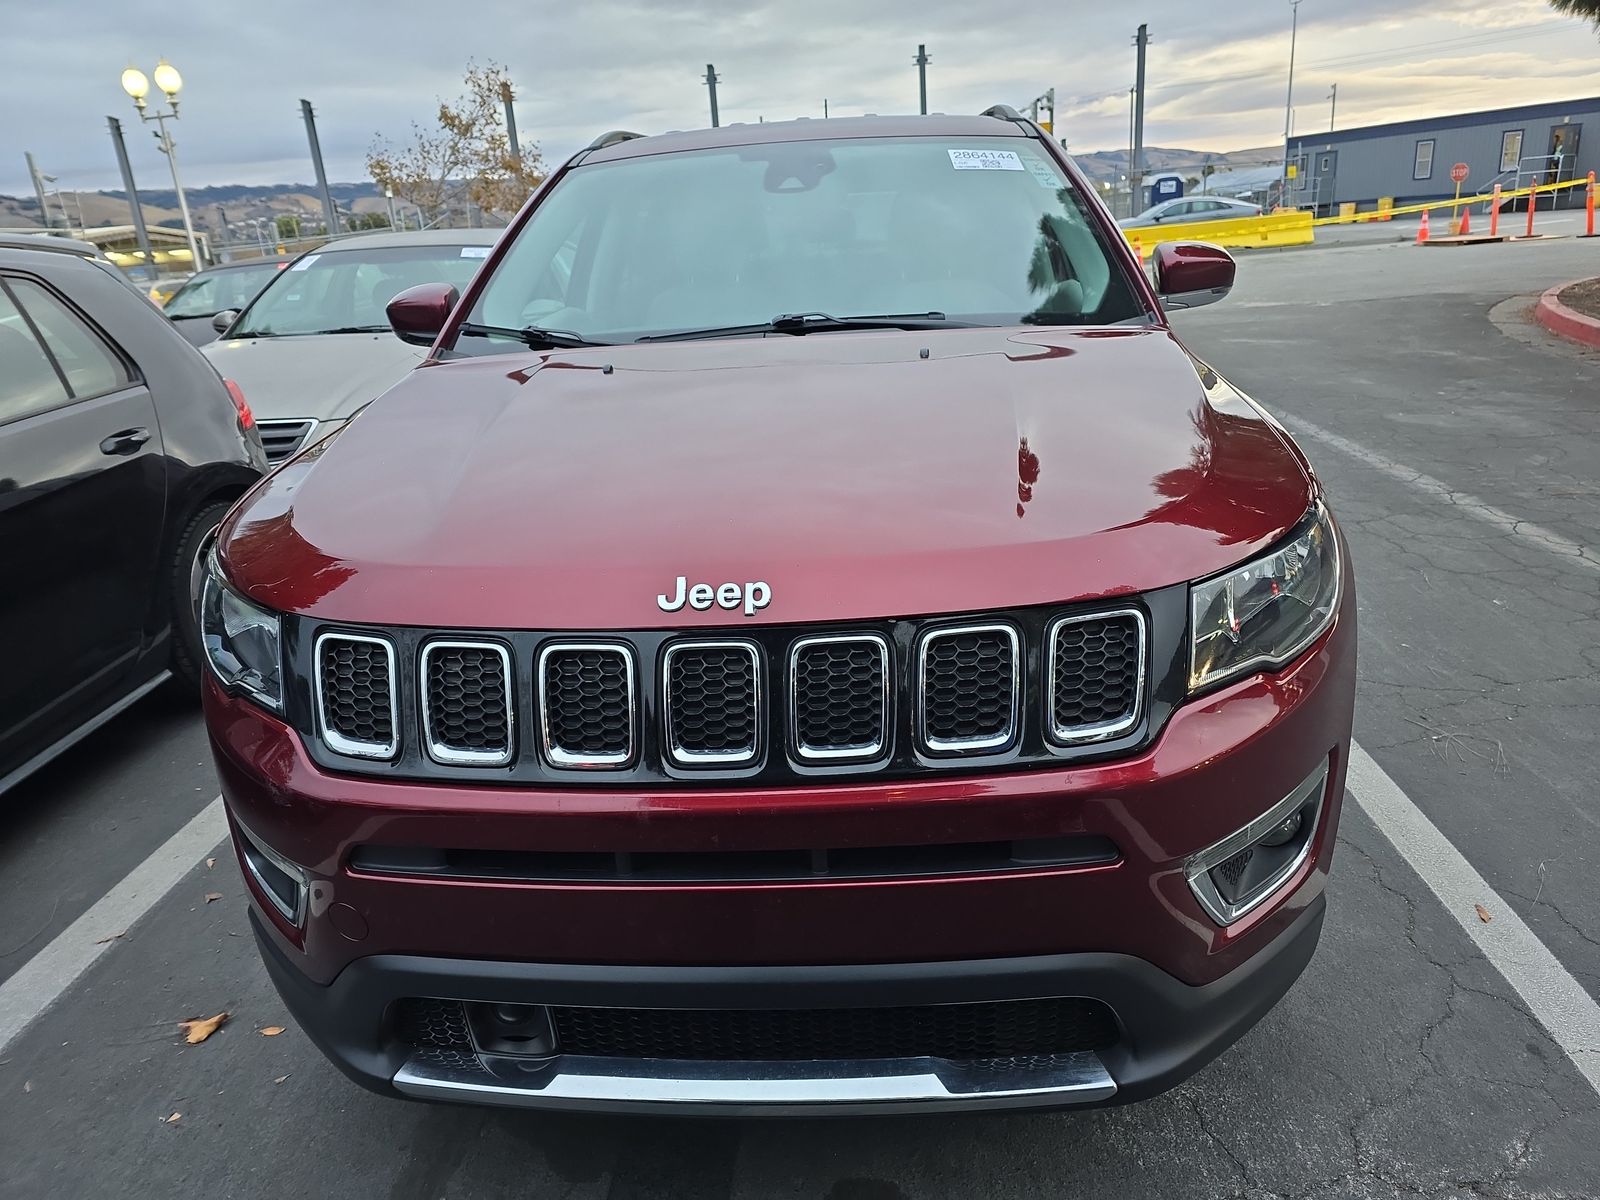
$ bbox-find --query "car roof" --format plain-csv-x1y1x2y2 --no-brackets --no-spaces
194,255,294,273
0,232,104,258
583,113,1032,164
314,228,501,253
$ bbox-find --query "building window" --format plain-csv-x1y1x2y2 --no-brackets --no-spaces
1413,139,1435,181
1500,130,1523,173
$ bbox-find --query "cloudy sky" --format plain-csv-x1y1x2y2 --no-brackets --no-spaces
2,0,1597,195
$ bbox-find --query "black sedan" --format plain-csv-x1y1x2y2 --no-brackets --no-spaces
0,236,266,793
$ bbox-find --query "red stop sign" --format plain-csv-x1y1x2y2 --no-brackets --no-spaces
1451,162,1469,183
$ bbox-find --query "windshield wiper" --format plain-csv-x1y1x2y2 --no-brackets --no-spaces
456,321,611,349
317,324,395,335
638,311,980,342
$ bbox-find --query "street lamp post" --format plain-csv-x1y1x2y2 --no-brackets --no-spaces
1281,1,1302,206
121,60,201,267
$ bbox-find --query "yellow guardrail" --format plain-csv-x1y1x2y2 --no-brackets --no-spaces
1311,177,1591,225
1121,210,1314,258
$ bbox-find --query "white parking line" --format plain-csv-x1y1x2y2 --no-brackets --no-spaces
0,797,228,1055
1286,416,1600,576
1347,744,1600,1096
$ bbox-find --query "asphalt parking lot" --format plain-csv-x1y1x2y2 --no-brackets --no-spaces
3,232,1599,1199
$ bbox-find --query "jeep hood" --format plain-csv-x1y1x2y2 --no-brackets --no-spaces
202,332,423,423
221,326,1314,629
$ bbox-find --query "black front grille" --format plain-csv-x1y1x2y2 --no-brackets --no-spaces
1050,613,1143,740
424,643,511,762
541,646,633,765
665,643,759,764
256,418,316,462
920,627,1018,750
792,637,887,758
550,997,1119,1062
317,635,395,753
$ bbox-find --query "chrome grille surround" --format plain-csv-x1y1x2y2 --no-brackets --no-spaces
419,640,514,766
662,640,762,767
788,634,890,762
255,417,319,463
314,631,399,760
537,643,637,769
1044,608,1147,746
915,623,1022,755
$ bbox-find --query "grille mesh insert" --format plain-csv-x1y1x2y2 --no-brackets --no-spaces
549,997,1119,1062
921,628,1016,749
793,639,886,756
542,647,632,763
1050,614,1142,738
666,645,758,762
425,644,510,759
318,637,394,751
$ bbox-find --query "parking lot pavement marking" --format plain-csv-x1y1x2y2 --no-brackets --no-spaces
1349,742,1600,1096
0,796,227,1055
1286,415,1599,576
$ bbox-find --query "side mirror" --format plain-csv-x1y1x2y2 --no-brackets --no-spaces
1152,242,1235,311
387,282,459,347
212,309,240,334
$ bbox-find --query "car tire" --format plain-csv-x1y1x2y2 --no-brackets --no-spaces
168,499,233,697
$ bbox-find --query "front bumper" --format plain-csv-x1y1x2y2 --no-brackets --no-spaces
253,895,1324,1114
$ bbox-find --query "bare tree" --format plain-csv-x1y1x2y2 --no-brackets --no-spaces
367,61,544,226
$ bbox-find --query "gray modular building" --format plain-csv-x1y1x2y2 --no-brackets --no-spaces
1283,96,1600,212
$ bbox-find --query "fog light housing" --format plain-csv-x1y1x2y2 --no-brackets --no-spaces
233,816,309,928
1185,759,1329,926
466,1001,557,1058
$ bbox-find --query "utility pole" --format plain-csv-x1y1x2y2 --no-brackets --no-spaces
25,152,57,230
823,98,829,119
500,79,521,166
1127,86,1135,219
915,44,931,115
300,99,339,239
1282,0,1302,202
703,64,721,128
106,119,154,272
1328,82,1337,132
1132,24,1148,221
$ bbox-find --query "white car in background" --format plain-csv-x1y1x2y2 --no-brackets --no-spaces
204,229,498,461
1119,196,1262,229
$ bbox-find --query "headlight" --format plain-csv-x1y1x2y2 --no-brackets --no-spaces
199,547,283,710
1189,503,1340,692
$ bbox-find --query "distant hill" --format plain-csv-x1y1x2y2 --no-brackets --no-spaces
1069,144,1282,186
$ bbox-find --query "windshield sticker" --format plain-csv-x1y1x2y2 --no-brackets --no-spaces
287,254,320,271
949,148,1025,171
460,246,490,258
1024,157,1062,191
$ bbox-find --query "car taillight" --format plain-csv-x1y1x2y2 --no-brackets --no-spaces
224,379,255,430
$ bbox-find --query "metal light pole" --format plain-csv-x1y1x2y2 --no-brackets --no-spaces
1282,0,1302,203
1127,87,1136,219
299,100,340,239
106,118,155,272
121,61,201,266
914,44,931,115
1132,25,1148,217
1327,83,1337,132
500,80,521,166
703,64,721,129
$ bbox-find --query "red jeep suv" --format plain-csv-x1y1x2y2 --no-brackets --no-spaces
201,109,1355,1115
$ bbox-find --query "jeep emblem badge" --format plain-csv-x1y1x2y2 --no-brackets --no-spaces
657,576,772,617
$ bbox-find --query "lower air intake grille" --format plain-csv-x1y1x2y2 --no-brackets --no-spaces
549,997,1119,1062
540,645,634,767
422,642,512,765
664,642,760,766
1048,611,1145,743
791,636,888,760
316,634,396,758
919,625,1019,753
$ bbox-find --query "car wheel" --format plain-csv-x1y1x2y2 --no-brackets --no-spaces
168,499,233,697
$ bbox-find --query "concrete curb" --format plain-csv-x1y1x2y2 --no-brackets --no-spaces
1535,280,1600,348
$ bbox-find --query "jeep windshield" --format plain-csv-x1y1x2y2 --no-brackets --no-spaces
456,135,1148,351
229,242,487,338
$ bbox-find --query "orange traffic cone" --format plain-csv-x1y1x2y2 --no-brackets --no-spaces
1130,234,1143,261
1417,209,1431,243
1458,206,1470,235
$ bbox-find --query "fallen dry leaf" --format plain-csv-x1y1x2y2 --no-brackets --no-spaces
206,857,217,869
94,931,126,945
178,1012,228,1044
1475,904,1493,923
23,1080,32,1093
259,1026,285,1037
163,1111,181,1124
273,1074,290,1085
203,892,223,904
